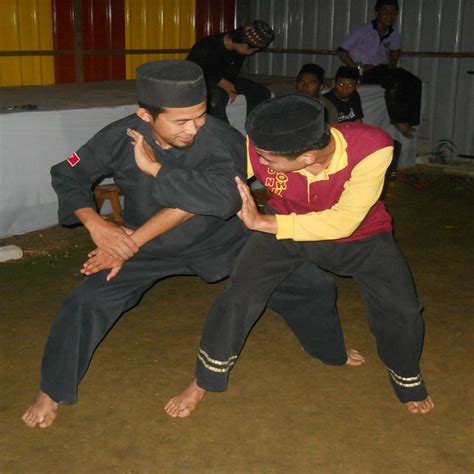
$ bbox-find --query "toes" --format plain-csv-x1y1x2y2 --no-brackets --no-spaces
164,399,175,411
177,408,191,418
164,400,181,417
22,410,40,427
406,402,420,414
419,399,434,413
406,397,434,414
39,414,55,428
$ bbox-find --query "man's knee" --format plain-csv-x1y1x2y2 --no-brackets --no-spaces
208,87,228,108
62,275,110,309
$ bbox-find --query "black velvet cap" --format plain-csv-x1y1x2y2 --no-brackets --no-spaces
136,60,206,107
245,94,328,152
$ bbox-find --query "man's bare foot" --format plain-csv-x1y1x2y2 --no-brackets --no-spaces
405,395,434,414
164,379,207,418
346,348,366,366
22,391,59,428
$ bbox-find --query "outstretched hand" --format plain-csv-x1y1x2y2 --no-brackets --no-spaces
127,128,161,177
88,219,138,260
235,176,262,229
81,247,126,281
235,177,278,234
82,226,134,280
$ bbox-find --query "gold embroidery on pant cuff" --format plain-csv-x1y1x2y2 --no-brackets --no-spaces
198,348,238,373
199,348,237,366
198,354,236,373
388,368,423,387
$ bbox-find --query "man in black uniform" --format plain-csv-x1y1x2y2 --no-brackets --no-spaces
22,60,359,429
187,20,274,123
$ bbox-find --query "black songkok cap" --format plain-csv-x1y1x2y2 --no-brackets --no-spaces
136,60,206,107
245,94,327,152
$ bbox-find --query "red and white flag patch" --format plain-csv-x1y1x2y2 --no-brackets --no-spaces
67,152,81,167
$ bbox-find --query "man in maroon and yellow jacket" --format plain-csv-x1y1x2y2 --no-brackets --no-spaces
166,94,433,417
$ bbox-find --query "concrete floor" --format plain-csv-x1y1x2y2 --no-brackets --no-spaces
1,173,473,473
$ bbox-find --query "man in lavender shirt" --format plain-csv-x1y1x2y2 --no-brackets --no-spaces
337,0,421,139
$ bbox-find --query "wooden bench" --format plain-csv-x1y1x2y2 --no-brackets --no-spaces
94,184,124,224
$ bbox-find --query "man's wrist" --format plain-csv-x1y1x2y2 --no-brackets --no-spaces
150,162,161,177
254,214,278,234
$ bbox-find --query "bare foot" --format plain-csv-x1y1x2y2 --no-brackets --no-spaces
346,348,366,366
164,379,207,418
22,391,58,428
405,395,434,414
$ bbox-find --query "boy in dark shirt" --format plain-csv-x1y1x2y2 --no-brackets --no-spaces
295,63,338,124
187,20,274,123
323,66,364,123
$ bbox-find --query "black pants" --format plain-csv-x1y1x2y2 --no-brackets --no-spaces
40,248,346,404
207,77,271,122
196,232,428,403
362,65,422,126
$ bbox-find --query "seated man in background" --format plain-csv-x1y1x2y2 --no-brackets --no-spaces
295,63,338,124
323,66,364,123
187,20,274,123
337,0,421,138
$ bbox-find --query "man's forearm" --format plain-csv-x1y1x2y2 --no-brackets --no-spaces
75,207,104,230
389,50,400,67
131,208,194,248
337,50,356,68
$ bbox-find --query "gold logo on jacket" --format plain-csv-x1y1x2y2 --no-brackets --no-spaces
265,169,288,197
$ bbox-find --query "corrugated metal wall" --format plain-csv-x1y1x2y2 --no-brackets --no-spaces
1,0,223,84
51,0,75,83
195,0,236,40
125,0,196,79
83,0,126,81
0,0,54,86
239,0,474,158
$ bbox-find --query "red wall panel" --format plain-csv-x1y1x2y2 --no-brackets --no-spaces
52,0,76,83
52,0,125,83
195,0,235,41
82,0,125,81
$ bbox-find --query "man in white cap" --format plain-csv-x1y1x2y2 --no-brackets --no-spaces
187,20,275,123
167,94,434,417
22,61,360,428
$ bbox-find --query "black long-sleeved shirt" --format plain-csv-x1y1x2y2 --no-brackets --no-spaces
50,113,249,281
187,33,245,85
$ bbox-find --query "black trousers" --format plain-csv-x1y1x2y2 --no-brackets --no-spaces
196,232,428,403
40,247,346,404
207,77,271,122
362,65,422,126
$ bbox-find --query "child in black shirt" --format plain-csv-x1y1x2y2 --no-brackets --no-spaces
323,66,364,123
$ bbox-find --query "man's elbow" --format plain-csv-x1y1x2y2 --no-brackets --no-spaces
214,197,241,220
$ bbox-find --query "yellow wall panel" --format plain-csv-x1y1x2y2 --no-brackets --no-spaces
0,0,54,86
125,0,196,79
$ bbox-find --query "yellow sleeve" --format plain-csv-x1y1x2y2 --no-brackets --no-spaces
275,146,393,241
246,136,255,180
